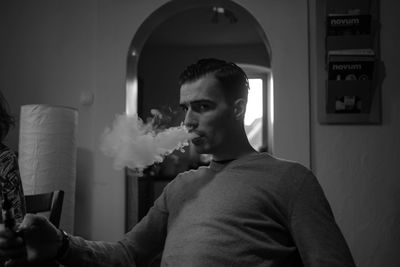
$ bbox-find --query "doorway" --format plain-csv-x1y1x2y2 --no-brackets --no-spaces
125,0,272,230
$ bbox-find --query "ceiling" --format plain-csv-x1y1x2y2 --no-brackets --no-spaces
146,6,264,46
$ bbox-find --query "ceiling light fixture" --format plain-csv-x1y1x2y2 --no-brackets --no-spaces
211,6,238,24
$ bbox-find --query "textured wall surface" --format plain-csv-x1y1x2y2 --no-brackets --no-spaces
310,0,400,266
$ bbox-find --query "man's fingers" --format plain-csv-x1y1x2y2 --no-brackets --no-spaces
0,236,24,248
0,247,26,265
0,246,26,258
0,228,15,239
17,213,36,230
4,257,29,267
0,229,24,256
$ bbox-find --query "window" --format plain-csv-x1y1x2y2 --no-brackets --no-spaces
239,64,274,154
245,78,263,151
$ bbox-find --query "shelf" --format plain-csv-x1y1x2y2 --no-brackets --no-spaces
318,0,381,124
326,80,373,113
326,35,373,51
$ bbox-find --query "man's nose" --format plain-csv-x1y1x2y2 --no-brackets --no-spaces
184,109,198,130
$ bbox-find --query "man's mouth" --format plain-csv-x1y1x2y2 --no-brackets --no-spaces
188,130,201,138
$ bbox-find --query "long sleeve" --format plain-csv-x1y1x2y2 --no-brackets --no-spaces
289,169,356,267
59,193,169,267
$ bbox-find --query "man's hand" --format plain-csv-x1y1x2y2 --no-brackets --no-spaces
0,214,63,266
0,224,26,266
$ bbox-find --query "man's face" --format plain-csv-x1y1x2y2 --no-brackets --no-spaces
179,74,235,155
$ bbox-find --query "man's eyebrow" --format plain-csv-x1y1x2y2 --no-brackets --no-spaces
180,100,213,106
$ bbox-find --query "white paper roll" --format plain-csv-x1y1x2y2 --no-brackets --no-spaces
18,105,78,233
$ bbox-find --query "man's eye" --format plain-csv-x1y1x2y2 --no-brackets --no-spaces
181,106,188,112
199,104,209,111
193,103,211,112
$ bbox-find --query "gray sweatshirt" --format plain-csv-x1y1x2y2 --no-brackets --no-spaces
61,153,355,267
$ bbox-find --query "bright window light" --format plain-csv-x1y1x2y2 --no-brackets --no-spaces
245,79,263,126
269,75,274,125
245,78,263,151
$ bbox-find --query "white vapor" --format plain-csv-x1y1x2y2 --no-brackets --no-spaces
100,113,196,175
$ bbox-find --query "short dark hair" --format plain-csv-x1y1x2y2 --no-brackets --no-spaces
0,91,15,141
178,58,249,102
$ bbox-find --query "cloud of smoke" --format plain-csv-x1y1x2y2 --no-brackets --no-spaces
100,112,196,175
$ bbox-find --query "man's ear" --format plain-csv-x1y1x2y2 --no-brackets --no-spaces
233,98,247,120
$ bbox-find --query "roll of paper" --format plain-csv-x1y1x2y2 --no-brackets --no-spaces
18,105,78,233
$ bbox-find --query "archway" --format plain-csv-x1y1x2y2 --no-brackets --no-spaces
125,0,272,230
126,0,271,114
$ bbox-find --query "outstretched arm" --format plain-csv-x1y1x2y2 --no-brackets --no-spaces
0,202,168,267
59,205,168,267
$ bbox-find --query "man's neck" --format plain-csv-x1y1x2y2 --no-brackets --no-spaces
212,139,257,162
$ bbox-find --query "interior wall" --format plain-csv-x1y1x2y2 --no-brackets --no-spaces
0,0,99,238
309,0,400,266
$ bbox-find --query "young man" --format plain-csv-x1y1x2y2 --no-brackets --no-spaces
0,59,355,266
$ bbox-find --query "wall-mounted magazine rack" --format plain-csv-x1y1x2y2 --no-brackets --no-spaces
318,0,382,124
